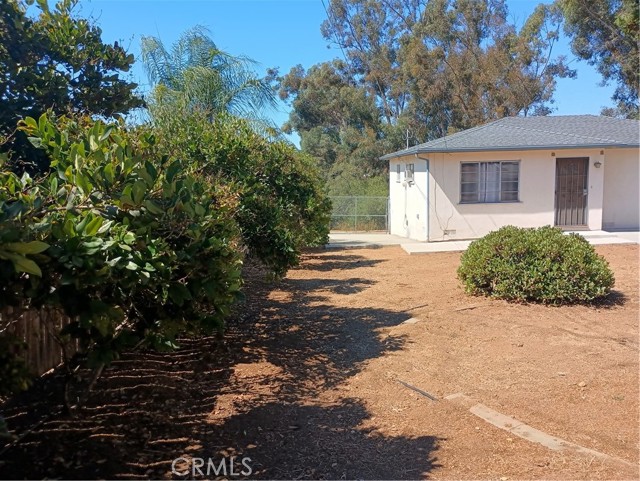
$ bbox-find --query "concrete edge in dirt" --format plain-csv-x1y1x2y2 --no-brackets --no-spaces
444,393,636,469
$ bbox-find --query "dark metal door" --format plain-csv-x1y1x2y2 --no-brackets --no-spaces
555,157,589,227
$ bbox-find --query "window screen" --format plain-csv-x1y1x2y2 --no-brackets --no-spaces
461,161,519,203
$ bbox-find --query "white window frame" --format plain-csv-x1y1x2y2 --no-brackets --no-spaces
405,163,415,183
460,160,520,203
396,164,401,183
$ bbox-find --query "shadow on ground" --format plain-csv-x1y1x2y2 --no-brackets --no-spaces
598,289,628,308
201,401,440,480
0,251,441,480
297,253,384,271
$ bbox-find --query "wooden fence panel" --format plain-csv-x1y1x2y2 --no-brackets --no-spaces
0,306,78,376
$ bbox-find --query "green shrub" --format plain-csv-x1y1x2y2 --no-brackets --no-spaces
0,110,331,394
457,226,615,304
147,111,331,276
1,114,243,375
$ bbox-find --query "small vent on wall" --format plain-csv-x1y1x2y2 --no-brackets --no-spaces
444,229,456,236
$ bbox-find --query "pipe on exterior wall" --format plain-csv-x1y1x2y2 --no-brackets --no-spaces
415,153,430,242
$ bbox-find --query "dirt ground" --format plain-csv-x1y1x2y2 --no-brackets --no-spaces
1,244,638,479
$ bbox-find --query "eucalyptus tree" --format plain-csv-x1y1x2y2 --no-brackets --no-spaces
278,60,397,177
558,0,639,117
320,0,574,136
401,1,575,135
141,26,277,130
280,0,574,190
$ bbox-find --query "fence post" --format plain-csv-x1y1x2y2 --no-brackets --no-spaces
386,198,390,232
354,196,358,231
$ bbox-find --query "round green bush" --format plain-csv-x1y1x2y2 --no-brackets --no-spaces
457,226,615,304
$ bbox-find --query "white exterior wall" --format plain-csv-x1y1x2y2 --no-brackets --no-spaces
389,157,428,241
602,148,640,230
388,148,629,241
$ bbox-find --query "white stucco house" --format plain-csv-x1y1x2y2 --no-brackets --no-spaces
382,115,640,242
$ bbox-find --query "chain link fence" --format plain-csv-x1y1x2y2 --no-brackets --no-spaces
330,196,389,232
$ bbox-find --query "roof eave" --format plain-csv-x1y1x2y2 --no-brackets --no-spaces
382,143,639,160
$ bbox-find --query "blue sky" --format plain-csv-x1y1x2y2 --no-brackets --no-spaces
78,0,616,144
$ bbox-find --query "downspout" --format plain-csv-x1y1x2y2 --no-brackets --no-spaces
415,153,430,242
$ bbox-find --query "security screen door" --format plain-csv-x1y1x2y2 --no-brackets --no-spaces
555,157,589,227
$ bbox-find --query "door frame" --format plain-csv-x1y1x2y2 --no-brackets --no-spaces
554,157,590,229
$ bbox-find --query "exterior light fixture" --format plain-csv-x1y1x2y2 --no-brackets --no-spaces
594,160,602,168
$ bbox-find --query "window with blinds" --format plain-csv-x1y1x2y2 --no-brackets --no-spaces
460,161,519,203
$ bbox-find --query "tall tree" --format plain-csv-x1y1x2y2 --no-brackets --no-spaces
558,0,639,117
141,26,276,129
401,1,574,135
278,60,395,176
321,0,421,125
0,0,142,171
321,0,574,137
281,0,574,190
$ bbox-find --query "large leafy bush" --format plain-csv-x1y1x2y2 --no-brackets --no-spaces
457,226,615,304
147,111,331,276
1,114,243,370
0,111,331,395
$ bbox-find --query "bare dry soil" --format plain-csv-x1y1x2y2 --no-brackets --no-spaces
1,244,638,479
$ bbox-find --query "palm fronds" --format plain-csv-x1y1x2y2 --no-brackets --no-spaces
141,26,277,123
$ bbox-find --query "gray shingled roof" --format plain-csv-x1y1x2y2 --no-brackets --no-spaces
381,115,640,160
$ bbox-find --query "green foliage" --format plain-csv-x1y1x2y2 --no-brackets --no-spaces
0,240,50,276
457,226,615,304
322,0,573,128
278,60,396,177
327,163,388,197
0,16,330,396
141,26,277,134
0,0,143,172
558,0,639,117
149,110,331,276
1,114,243,378
0,109,331,393
278,1,575,188
327,163,389,231
139,29,330,273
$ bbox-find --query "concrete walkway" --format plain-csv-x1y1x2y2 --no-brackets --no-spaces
327,230,639,254
326,232,409,248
